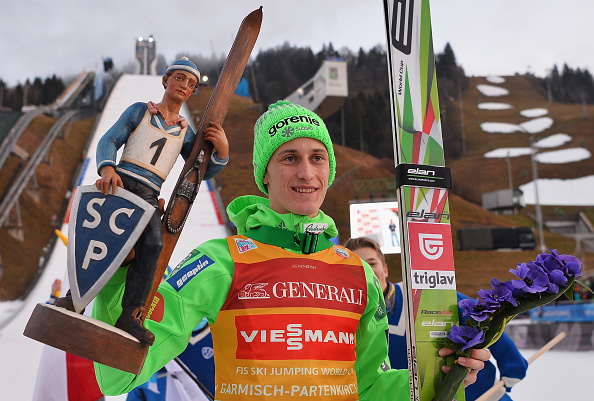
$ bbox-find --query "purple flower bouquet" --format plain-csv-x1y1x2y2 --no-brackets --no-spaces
433,249,586,401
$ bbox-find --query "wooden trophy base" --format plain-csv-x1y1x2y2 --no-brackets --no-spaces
24,303,149,375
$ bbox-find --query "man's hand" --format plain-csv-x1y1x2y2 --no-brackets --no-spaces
51,279,62,298
96,165,123,195
439,347,491,387
204,121,229,159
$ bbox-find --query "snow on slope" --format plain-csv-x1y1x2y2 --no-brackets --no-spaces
535,147,591,164
534,133,572,148
480,122,522,134
478,102,513,110
520,108,548,118
477,84,510,97
484,147,533,158
519,116,554,134
486,76,506,84
520,175,594,206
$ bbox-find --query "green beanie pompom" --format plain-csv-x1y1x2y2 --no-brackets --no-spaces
253,100,336,194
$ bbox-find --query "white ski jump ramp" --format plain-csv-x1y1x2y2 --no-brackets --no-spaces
0,74,229,400
284,59,348,118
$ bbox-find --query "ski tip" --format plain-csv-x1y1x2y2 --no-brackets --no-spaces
240,6,263,30
248,6,263,22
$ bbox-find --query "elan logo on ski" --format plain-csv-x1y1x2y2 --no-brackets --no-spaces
390,0,415,55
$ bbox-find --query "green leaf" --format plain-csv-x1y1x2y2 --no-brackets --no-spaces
563,284,574,302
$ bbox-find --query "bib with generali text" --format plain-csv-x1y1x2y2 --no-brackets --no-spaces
210,236,368,400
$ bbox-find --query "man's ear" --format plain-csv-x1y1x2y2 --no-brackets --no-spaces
162,75,168,89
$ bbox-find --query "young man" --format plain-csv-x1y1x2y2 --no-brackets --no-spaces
344,237,528,401
57,57,229,345
93,101,488,400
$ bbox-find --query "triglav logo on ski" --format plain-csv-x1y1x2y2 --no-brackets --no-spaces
412,270,455,290
418,233,443,260
408,222,454,271
407,222,455,290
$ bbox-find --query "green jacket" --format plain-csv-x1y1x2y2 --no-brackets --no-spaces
93,195,409,400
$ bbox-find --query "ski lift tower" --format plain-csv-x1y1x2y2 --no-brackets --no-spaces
135,35,157,76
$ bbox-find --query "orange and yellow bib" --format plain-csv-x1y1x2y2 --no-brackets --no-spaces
210,236,368,400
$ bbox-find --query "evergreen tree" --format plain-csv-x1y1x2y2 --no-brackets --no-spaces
545,63,594,104
42,75,65,105
436,42,457,80
31,77,44,105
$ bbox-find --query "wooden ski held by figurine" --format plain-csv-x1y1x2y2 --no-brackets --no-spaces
142,7,263,320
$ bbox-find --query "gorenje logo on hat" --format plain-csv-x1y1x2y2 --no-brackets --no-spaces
268,115,320,137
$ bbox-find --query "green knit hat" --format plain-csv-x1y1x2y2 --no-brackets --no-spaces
253,100,336,194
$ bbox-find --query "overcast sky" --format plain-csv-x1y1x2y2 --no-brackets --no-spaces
2,0,592,86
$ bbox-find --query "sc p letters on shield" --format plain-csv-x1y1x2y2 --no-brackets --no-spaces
67,185,155,312
80,197,137,269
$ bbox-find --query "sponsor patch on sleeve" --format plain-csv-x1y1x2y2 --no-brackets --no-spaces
169,248,202,277
234,237,257,253
167,254,214,292
373,276,380,290
333,246,349,259
145,292,164,322
373,276,387,322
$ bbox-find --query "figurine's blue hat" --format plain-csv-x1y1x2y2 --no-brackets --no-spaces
166,56,200,82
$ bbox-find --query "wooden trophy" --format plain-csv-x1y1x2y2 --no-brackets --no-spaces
24,6,263,375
